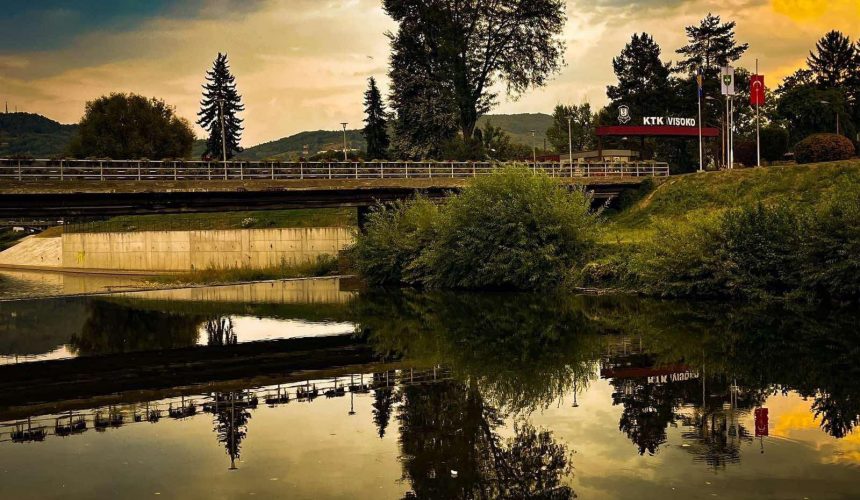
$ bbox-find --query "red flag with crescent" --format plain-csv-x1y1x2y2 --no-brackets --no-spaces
750,75,766,106
754,407,769,437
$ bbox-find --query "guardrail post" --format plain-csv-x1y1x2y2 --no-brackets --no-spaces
60,160,64,181
223,161,228,180
381,163,384,179
328,163,332,180
17,159,21,181
271,162,275,180
240,162,244,180
99,161,104,181
428,162,432,178
173,161,177,181
472,163,476,177
405,162,409,178
451,163,454,178
355,162,358,179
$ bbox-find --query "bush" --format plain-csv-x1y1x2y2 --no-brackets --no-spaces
735,140,758,167
351,197,439,286
794,133,855,164
799,188,860,301
636,204,802,299
427,166,600,290
352,166,601,290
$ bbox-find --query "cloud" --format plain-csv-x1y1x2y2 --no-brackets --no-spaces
1,0,858,146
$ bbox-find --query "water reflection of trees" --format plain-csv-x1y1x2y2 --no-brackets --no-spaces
354,290,603,414
207,391,257,469
398,380,573,499
69,300,205,356
205,316,237,346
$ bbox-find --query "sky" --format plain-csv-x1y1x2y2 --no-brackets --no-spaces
1,0,858,146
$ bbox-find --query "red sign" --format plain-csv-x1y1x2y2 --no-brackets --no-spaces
750,75,766,106
754,407,769,437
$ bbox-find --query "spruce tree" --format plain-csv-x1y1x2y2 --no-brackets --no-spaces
362,77,390,160
607,33,673,118
675,13,748,76
197,53,244,160
807,31,855,88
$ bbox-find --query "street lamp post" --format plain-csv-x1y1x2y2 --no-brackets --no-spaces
530,129,537,171
340,122,348,162
566,116,574,168
820,100,840,135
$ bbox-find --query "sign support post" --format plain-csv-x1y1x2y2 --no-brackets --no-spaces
697,66,704,172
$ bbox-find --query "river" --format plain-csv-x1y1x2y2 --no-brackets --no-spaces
0,278,858,499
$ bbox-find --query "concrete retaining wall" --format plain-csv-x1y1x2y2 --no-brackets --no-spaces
61,227,354,272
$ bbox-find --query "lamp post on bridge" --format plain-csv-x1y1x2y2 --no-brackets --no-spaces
531,129,537,172
566,115,574,169
340,122,348,162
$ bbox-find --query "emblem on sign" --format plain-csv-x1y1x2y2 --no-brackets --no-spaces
618,105,631,124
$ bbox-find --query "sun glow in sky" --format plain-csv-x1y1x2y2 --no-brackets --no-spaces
0,0,858,145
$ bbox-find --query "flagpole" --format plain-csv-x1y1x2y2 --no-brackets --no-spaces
698,68,703,172
755,59,761,167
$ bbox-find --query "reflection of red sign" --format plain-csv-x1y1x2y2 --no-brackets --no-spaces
750,75,766,106
755,408,769,437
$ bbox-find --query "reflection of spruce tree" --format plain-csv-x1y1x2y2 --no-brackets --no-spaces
205,316,236,346
398,380,573,499
212,391,254,468
610,375,680,456
372,371,398,438
812,391,860,439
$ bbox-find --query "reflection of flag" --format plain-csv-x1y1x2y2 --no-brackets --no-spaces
696,67,704,97
750,75,766,106
754,407,769,437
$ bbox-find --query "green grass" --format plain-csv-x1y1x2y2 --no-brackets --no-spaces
605,160,860,243
155,255,340,286
0,228,30,250
54,208,356,235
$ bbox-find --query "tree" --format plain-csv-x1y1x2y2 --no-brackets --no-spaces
384,0,566,144
68,93,194,159
675,13,749,77
197,53,244,160
776,68,815,96
546,104,594,153
362,77,390,160
388,22,458,159
607,33,673,119
807,31,855,89
775,85,854,144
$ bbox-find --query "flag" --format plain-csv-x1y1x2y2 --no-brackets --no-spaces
720,66,735,96
696,67,704,98
750,75,765,106
754,408,769,437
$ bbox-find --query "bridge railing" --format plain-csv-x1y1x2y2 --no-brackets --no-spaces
0,159,670,181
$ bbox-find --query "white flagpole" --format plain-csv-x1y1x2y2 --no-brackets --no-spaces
698,71,703,172
730,96,734,169
756,59,761,167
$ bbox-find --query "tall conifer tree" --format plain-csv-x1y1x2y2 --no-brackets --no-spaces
675,13,748,77
197,53,244,160
807,31,855,89
607,33,673,118
362,77,390,160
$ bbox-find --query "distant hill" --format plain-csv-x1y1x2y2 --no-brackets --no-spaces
239,113,553,160
238,130,366,161
0,113,77,157
477,113,553,147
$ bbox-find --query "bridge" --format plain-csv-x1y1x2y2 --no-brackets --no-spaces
0,159,667,218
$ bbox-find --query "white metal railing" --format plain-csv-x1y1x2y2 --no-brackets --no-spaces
0,159,670,181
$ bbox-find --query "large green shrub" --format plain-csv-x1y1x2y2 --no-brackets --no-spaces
794,133,855,164
351,197,439,286
799,188,860,301
427,166,600,290
760,126,790,163
352,166,601,290
636,204,802,299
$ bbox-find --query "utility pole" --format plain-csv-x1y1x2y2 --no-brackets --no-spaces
218,97,228,178
340,122,348,162
755,59,761,167
696,66,704,172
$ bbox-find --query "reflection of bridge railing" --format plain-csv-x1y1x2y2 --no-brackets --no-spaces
0,367,450,444
0,159,670,181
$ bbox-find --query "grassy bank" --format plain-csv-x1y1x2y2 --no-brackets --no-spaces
606,160,860,243
589,160,860,301
155,255,340,286
37,208,356,237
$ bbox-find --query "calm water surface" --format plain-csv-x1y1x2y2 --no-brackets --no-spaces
0,278,858,499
